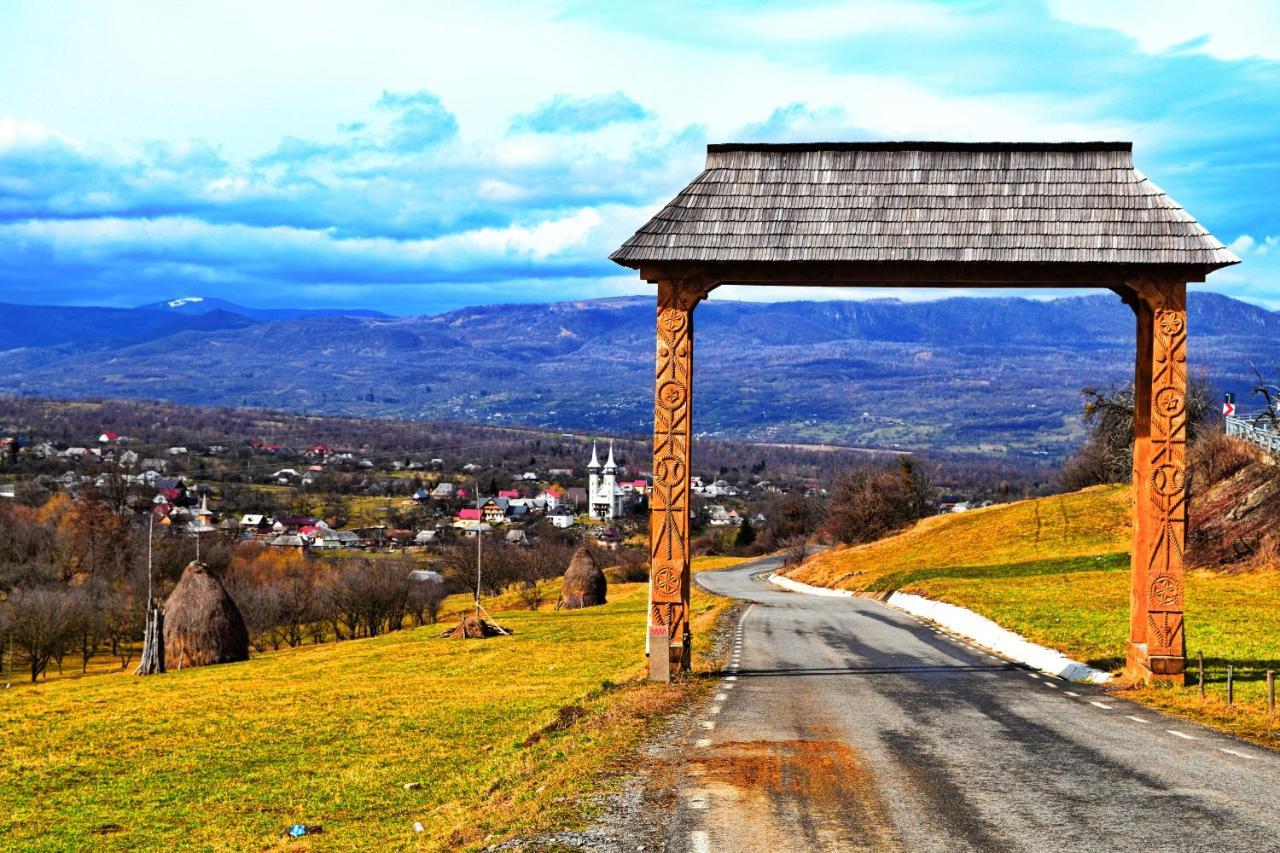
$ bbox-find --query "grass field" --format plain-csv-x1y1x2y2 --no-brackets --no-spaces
787,487,1280,749
0,558,741,851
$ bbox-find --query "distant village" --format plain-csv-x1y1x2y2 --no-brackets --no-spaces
0,428,805,557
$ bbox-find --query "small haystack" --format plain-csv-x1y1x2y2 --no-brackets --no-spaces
439,614,509,639
163,561,250,669
558,547,607,610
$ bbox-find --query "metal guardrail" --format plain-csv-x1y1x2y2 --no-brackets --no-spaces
1226,415,1280,456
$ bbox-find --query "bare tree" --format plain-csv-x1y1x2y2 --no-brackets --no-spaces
3,586,78,682
1062,375,1216,490
1250,365,1280,429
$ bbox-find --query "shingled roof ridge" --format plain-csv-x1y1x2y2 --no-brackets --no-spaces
707,141,1133,154
611,140,1238,270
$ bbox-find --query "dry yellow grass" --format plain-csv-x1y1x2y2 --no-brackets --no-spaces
790,484,1130,592
0,562,736,851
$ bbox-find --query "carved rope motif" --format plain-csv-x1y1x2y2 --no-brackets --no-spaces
1139,281,1187,658
648,278,707,661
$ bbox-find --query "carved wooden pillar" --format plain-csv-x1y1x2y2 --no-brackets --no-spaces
648,276,710,679
1125,280,1189,682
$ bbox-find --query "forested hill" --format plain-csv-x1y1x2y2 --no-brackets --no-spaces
1,292,1277,458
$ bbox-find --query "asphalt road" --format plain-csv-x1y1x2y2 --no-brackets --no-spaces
646,554,1280,853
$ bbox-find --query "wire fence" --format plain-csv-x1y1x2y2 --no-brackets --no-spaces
1194,651,1278,716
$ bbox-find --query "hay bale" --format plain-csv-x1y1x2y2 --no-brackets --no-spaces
439,615,508,639
559,547,607,610
163,561,249,669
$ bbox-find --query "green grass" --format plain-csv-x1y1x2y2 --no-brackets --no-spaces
0,573,733,852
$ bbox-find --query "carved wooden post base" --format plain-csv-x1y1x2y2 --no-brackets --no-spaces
1124,280,1188,683
648,277,710,680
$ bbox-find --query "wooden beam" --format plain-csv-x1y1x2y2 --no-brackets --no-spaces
639,261,1212,289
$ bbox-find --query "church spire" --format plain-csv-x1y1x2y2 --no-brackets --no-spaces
588,441,601,470
603,441,616,472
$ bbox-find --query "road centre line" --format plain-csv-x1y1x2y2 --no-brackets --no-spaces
1089,701,1114,710
1167,730,1196,740
1064,691,1081,697
1126,716,1149,724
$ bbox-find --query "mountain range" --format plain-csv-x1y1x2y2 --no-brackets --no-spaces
1,292,1277,459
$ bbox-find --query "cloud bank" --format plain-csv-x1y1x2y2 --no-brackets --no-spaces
0,1,1275,313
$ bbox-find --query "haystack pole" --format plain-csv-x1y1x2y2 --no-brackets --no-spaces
135,514,165,675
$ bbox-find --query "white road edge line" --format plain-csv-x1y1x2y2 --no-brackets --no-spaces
1220,748,1258,760
690,830,711,853
1125,716,1149,724
1089,701,1114,710
1167,730,1196,740
1065,691,1081,697
695,738,711,748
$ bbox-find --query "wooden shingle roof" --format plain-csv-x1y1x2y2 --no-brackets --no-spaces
611,142,1238,269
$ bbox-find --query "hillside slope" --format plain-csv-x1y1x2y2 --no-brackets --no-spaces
791,484,1131,593
2,292,1278,456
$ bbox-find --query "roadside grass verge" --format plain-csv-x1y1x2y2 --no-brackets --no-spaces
791,484,1129,591
0,559,735,851
786,486,1280,751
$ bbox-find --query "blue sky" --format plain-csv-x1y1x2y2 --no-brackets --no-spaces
0,0,1277,314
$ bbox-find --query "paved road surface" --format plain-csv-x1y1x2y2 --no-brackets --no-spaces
647,554,1280,852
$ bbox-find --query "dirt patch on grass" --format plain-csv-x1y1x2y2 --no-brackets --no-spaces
520,704,588,747
692,738,898,847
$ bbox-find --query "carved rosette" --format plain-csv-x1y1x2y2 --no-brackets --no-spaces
648,278,708,671
1137,281,1188,661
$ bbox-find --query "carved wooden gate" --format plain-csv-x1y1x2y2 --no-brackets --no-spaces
612,142,1238,683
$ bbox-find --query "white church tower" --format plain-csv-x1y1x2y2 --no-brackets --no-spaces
587,441,623,520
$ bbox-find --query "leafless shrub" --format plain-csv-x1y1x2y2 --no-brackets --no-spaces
1188,431,1258,495
779,535,811,567
822,457,931,545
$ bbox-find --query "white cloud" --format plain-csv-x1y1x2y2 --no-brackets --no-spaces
1228,234,1256,254
1047,0,1280,61
0,117,80,152
0,208,607,280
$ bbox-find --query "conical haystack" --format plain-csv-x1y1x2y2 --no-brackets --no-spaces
439,614,509,639
163,561,250,668
559,547,607,610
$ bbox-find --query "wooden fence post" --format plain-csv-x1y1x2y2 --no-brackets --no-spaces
1227,664,1234,706
1198,650,1205,699
1268,670,1275,717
